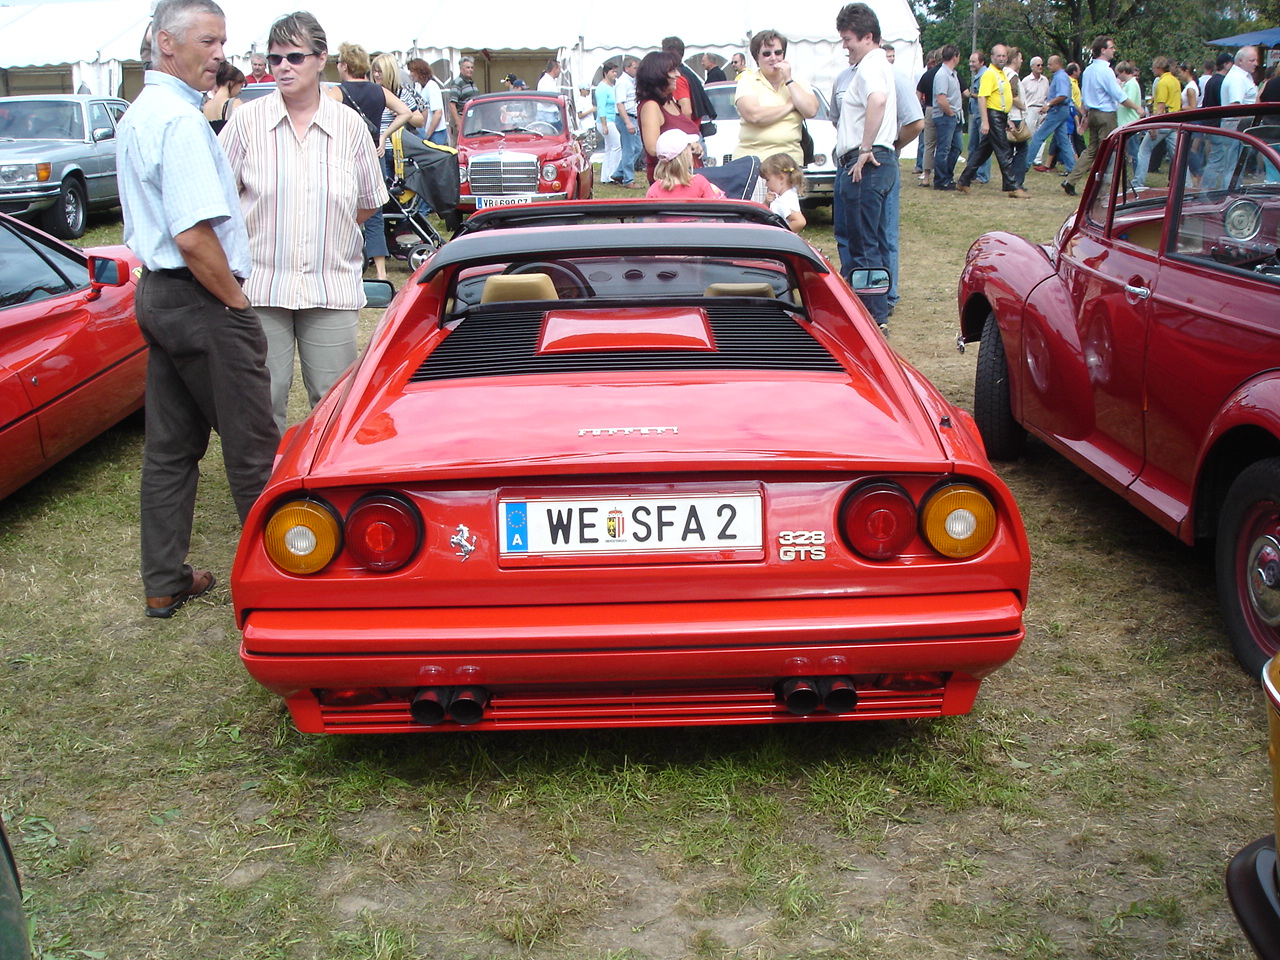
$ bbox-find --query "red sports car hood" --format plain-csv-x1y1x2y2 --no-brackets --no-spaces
299,368,950,484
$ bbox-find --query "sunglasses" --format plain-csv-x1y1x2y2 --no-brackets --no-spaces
266,52,318,66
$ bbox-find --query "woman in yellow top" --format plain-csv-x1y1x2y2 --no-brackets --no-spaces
732,29,818,166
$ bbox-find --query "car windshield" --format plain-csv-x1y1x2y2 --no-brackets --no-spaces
464,100,562,136
451,253,798,311
0,101,84,141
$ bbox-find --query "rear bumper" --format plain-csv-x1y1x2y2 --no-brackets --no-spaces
1228,835,1280,960
239,591,1025,733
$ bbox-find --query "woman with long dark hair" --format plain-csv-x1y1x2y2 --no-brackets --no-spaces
203,61,244,134
637,51,701,183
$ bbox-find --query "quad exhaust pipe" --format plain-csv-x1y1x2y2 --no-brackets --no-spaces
779,676,858,716
410,686,491,726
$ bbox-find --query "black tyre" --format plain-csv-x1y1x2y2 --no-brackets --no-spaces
1216,458,1280,677
41,179,86,240
973,310,1025,461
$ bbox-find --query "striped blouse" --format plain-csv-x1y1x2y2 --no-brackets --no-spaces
220,91,388,311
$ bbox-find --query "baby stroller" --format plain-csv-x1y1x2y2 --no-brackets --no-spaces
700,155,763,201
383,129,462,271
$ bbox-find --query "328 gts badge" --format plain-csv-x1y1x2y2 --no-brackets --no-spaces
777,530,826,561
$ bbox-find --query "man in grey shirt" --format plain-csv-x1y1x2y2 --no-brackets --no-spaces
931,45,963,190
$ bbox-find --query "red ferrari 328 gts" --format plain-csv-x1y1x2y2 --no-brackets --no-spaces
233,201,1030,734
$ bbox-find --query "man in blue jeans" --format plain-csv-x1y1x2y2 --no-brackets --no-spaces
833,1,897,330
931,45,962,189
964,50,991,183
1026,55,1076,177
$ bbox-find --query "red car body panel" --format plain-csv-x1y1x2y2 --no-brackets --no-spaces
235,204,1029,734
959,107,1280,544
0,213,145,500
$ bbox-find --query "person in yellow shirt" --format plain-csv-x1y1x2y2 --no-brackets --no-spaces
1133,56,1182,188
957,43,1029,197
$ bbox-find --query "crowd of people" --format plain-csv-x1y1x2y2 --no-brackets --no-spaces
914,38,1278,199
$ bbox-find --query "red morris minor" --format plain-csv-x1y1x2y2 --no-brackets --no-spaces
959,103,1280,676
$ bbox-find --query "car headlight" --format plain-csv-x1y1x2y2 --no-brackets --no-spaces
264,498,342,574
541,162,558,182
0,162,51,184
919,483,997,558
810,153,828,167
458,164,468,183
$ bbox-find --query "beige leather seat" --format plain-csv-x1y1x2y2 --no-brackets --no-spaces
481,273,559,303
703,282,775,298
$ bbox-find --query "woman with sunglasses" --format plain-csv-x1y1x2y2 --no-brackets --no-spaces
219,12,388,435
637,51,702,184
732,29,818,167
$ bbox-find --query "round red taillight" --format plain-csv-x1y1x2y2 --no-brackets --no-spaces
344,493,423,571
841,482,917,560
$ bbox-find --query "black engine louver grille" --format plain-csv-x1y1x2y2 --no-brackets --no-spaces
410,301,846,382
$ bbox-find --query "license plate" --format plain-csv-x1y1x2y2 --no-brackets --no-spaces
499,494,763,562
476,195,534,209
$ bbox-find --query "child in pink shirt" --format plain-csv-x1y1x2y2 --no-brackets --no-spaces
645,129,726,200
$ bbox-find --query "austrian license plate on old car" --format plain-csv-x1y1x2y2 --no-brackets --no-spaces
476,196,534,209
498,493,764,565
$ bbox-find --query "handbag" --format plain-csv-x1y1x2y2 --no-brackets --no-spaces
700,120,717,138
799,120,816,166
1007,119,1031,143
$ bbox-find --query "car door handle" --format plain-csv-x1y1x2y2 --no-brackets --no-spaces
1123,283,1150,300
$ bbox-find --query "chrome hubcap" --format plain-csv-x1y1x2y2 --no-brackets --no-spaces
1247,534,1280,626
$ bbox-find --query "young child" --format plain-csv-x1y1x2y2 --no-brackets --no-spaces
761,153,806,232
646,129,726,200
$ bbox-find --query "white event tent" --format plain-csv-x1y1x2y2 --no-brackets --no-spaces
0,0,920,100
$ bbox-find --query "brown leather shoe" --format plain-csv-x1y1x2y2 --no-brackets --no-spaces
1008,189,1030,198
146,569,216,619
956,183,970,195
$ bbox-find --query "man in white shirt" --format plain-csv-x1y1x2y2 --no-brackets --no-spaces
1204,45,1261,190
1222,46,1260,108
1021,56,1049,136
537,60,562,94
613,57,641,187
833,1,897,330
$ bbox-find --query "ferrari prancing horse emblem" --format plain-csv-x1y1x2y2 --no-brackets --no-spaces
450,524,477,561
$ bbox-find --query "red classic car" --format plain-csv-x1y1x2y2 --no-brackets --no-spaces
232,199,1030,735
0,211,144,501
455,92,592,210
1227,655,1280,959
959,103,1280,676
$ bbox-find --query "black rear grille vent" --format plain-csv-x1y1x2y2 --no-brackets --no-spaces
410,301,846,382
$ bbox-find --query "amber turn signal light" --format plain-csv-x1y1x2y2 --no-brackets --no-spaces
920,483,997,558
264,498,342,574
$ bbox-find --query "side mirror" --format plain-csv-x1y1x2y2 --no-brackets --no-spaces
849,268,891,296
87,256,129,301
92,127,114,142
363,279,395,308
